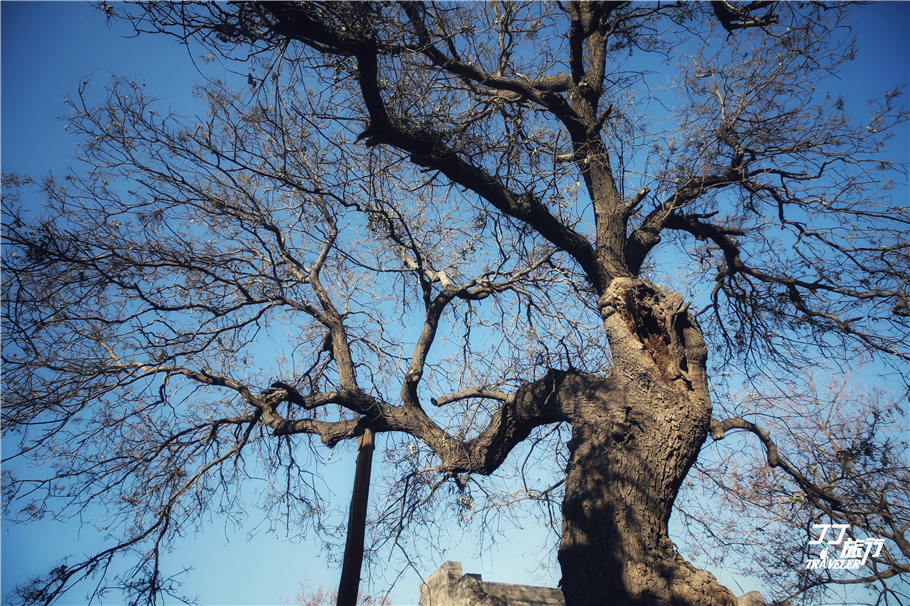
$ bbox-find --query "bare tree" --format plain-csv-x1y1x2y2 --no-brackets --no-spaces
2,2,907,606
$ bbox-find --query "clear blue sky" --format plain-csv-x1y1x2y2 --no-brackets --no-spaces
2,2,908,606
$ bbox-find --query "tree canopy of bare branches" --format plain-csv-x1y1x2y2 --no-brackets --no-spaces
3,2,908,606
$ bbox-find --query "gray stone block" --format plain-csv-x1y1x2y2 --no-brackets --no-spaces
738,591,767,606
419,561,564,606
419,561,774,606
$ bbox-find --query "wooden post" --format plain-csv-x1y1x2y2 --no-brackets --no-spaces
336,427,374,606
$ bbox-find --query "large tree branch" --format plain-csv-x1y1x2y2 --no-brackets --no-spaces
400,3,579,126
709,416,843,510
264,370,580,475
253,2,614,292
625,170,744,275
352,52,611,290
710,1,777,35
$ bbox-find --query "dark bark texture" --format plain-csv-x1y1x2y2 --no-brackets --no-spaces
555,279,732,606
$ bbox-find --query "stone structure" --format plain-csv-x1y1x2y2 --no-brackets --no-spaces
419,561,773,606
419,561,565,606
736,592,767,606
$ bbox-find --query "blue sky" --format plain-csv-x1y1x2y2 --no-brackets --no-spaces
2,2,908,606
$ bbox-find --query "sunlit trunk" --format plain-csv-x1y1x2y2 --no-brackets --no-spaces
557,280,737,606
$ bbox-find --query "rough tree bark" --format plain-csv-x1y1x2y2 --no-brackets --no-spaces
553,279,733,605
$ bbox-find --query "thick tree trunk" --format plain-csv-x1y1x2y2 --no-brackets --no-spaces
557,279,737,606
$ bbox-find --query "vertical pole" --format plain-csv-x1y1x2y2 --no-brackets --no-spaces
337,428,374,606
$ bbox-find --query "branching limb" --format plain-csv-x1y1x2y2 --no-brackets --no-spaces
431,388,509,408
709,416,843,510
